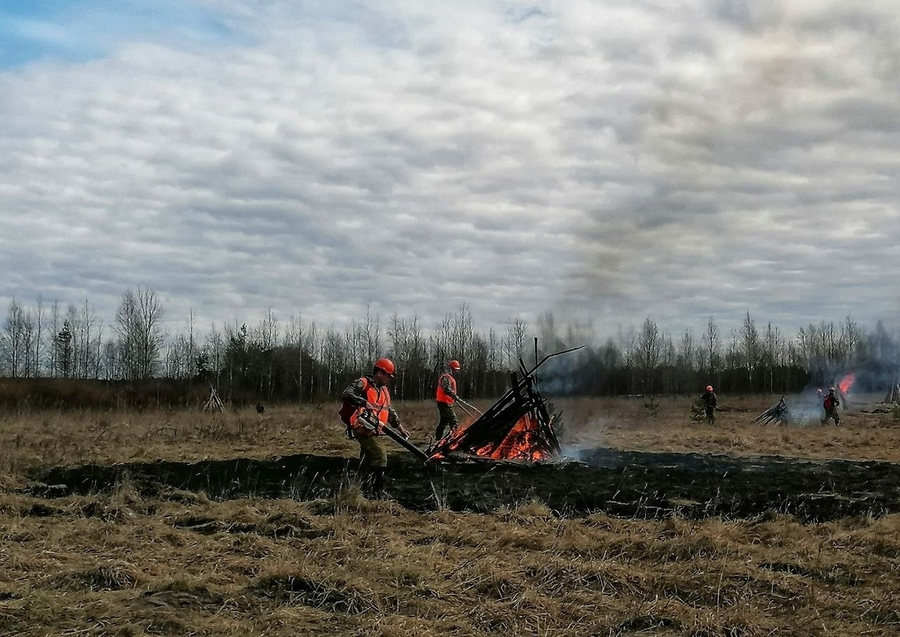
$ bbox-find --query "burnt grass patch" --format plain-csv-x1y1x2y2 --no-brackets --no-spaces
27,448,900,522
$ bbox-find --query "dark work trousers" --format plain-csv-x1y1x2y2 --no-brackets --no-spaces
434,402,458,441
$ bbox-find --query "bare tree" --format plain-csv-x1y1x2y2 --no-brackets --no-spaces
363,305,381,364
2,300,25,377
702,317,721,378
94,321,105,379
677,329,697,394
256,307,279,351
283,314,306,402
165,332,193,378
487,327,500,396
635,316,662,392
34,296,45,377
345,318,366,373
115,288,166,380
77,300,97,378
761,322,786,394
725,329,741,377
565,319,594,350
322,325,344,396
818,321,838,365
187,308,196,384
431,313,453,372
503,316,528,370
205,322,226,389
678,329,696,370
839,316,864,367
20,307,36,378
536,311,563,358
741,311,760,389
254,308,279,399
64,304,79,376
404,315,428,400
305,320,320,398
450,304,475,369
48,300,60,377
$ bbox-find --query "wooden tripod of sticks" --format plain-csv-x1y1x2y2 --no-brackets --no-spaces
202,385,225,412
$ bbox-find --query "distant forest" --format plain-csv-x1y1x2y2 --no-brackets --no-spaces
1,288,899,409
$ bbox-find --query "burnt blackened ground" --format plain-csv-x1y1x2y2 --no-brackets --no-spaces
28,447,900,522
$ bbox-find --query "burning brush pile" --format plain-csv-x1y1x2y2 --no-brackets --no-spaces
754,373,856,426
425,347,581,464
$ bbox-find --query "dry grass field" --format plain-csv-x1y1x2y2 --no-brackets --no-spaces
2,394,900,636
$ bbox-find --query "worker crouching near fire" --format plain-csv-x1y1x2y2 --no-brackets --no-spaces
700,385,717,424
434,359,461,442
821,387,841,426
340,358,410,499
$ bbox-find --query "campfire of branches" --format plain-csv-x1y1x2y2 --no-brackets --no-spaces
427,347,581,463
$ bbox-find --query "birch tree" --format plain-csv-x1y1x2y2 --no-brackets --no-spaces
115,288,165,380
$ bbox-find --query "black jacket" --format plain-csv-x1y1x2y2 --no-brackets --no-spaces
700,391,717,408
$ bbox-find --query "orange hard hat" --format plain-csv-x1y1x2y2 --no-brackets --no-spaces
449,360,461,371
706,385,713,392
374,358,396,378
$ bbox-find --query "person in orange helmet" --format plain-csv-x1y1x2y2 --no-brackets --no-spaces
700,384,718,424
339,357,409,498
434,359,462,442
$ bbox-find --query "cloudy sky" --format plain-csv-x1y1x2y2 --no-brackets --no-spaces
2,0,899,340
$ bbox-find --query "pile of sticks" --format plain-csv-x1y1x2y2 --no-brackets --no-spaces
429,346,582,462
754,396,792,426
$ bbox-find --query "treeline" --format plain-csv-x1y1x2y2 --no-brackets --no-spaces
1,289,899,408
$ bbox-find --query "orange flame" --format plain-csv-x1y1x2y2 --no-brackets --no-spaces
430,413,556,463
838,373,856,395
472,414,551,462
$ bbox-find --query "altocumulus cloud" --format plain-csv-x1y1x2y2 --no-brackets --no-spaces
0,0,899,337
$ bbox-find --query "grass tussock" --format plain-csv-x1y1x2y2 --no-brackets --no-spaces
48,560,144,592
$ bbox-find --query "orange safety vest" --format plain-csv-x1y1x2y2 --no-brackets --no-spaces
435,372,457,405
348,377,391,437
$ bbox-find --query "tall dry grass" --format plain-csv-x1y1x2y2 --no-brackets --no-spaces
2,397,899,635
1,488,899,636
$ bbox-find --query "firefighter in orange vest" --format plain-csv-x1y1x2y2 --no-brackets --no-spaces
340,358,409,498
434,359,462,441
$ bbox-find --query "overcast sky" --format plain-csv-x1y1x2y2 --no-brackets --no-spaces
2,0,899,341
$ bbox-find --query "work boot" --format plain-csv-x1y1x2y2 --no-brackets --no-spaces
372,468,385,499
359,473,373,498
372,467,384,500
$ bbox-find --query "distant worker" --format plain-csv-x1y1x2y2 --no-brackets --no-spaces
339,358,410,498
821,387,841,426
811,388,824,422
434,359,462,442
700,385,718,424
